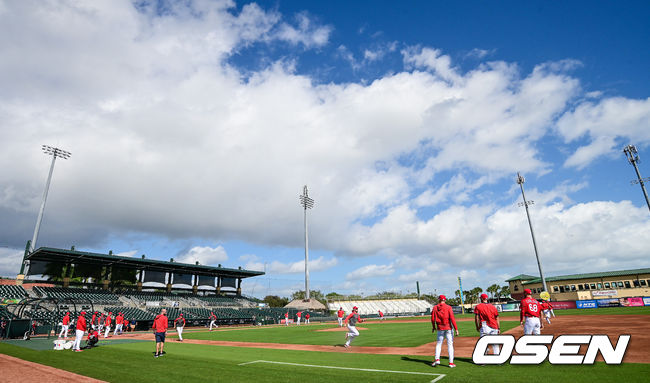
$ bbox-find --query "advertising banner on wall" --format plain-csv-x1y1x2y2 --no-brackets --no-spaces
549,301,576,309
643,297,650,306
576,300,597,309
592,290,617,297
596,298,620,307
500,303,520,312
621,297,644,307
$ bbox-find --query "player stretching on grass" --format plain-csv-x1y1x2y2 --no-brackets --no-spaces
431,295,459,368
344,306,363,348
520,289,543,334
474,293,500,355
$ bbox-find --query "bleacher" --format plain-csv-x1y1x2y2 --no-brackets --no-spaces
196,296,238,306
328,299,431,316
0,285,28,300
104,306,153,321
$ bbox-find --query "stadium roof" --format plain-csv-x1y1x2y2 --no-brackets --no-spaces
26,247,264,279
518,268,650,285
505,274,537,282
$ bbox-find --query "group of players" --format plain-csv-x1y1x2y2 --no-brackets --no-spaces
57,310,132,352
339,288,556,369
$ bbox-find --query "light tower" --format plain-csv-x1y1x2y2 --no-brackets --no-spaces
299,185,314,301
516,172,548,293
623,145,650,213
20,145,71,277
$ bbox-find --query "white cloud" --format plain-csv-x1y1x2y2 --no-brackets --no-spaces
346,263,394,280
245,256,338,274
558,97,650,168
116,250,137,257
0,248,23,277
176,246,228,266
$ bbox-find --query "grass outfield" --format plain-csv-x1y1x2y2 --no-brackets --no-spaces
1,339,648,383
180,320,521,346
452,305,650,319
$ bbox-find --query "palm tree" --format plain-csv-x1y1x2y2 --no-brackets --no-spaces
471,287,483,304
499,286,510,301
487,284,500,299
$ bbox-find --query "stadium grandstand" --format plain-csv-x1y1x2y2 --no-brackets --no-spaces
0,246,277,338
327,298,431,317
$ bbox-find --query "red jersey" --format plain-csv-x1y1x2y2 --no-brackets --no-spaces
76,315,87,331
116,315,123,325
378,311,384,317
62,314,70,325
540,301,550,310
337,309,344,318
174,316,185,327
87,330,99,340
305,313,310,319
345,312,362,326
297,311,302,318
474,302,499,329
153,314,168,332
431,303,457,331
91,313,96,324
520,297,541,320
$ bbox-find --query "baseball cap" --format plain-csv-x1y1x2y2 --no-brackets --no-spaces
353,306,358,310
524,288,532,294
80,311,86,315
180,313,183,316
480,293,488,300
439,295,446,301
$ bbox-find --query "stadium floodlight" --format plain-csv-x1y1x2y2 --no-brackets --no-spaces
29,145,72,254
623,145,650,214
299,185,314,301
516,172,548,293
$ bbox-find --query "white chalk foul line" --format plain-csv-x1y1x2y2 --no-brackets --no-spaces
238,360,446,382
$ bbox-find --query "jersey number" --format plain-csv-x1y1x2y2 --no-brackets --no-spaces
528,303,538,312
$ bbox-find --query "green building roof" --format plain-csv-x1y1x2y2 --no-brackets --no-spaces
519,267,650,285
505,274,537,282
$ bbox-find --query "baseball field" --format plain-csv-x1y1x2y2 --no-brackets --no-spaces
1,307,649,382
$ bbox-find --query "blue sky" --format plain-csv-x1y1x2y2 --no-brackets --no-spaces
1,0,649,299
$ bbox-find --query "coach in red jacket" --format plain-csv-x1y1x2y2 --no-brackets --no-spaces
431,295,459,368
152,308,168,358
73,311,87,352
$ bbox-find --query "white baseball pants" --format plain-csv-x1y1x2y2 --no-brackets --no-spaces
435,330,454,363
479,322,500,354
524,317,541,335
176,326,183,341
73,329,84,351
345,325,359,346
59,324,69,338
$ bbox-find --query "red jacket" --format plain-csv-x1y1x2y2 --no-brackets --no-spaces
153,314,168,332
105,315,112,326
431,303,457,331
76,315,87,331
62,314,70,325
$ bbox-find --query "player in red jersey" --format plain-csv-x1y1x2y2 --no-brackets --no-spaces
337,307,345,327
378,310,385,321
174,313,185,341
344,306,363,348
474,293,500,355
73,311,87,352
59,312,70,338
152,308,168,357
209,311,218,330
431,295,459,368
113,312,123,336
103,312,112,338
284,311,289,326
296,311,302,326
540,300,552,324
305,312,310,324
520,289,543,334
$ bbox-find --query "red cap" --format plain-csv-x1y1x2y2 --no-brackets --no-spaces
180,313,183,316
109,312,113,315
352,306,358,310
524,288,532,294
480,293,488,301
439,295,446,301
80,311,86,315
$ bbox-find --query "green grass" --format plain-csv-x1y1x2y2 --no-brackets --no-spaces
1,339,648,383
452,305,650,319
180,321,521,347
